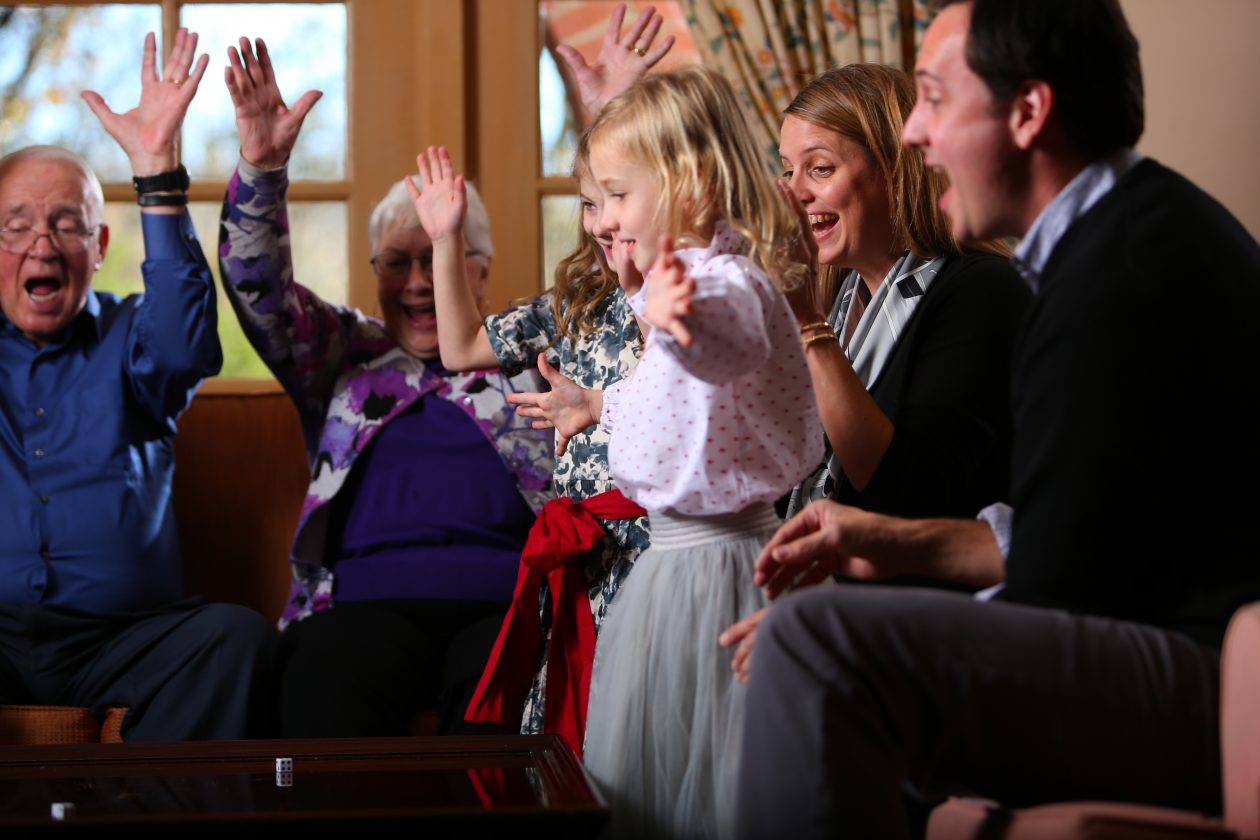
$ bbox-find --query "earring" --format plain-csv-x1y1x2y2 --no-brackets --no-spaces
93,262,101,270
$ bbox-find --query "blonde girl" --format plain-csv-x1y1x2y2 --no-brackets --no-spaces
564,66,823,837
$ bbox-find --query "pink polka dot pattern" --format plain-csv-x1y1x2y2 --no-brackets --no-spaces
601,225,824,516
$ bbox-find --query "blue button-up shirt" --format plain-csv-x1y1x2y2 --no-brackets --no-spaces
0,211,220,612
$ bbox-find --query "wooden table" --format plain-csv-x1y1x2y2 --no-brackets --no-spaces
0,735,607,835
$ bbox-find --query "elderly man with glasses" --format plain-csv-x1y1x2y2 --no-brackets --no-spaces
0,31,276,741
217,37,554,738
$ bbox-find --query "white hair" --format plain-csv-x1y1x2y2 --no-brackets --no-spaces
368,175,494,258
0,145,105,224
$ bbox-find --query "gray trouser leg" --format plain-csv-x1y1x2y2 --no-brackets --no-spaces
736,587,1220,839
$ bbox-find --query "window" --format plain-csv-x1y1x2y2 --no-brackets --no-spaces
1,1,349,382
537,1,698,290
2,1,701,384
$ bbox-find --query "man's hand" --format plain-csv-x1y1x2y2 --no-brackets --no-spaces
82,30,209,177
555,2,675,116
225,37,321,171
506,353,601,456
406,146,466,244
755,501,896,598
644,235,695,346
719,607,765,684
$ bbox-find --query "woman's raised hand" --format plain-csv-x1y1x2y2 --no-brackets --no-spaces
407,146,467,244
555,3,675,116
82,30,209,176
225,37,321,171
644,235,695,346
777,179,825,324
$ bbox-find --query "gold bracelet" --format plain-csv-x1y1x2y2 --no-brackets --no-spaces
800,324,836,339
803,330,839,349
798,319,831,333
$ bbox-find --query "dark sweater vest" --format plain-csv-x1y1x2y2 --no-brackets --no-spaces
1002,159,1260,648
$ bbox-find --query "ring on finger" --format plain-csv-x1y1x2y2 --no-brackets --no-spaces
169,77,184,86
631,45,647,57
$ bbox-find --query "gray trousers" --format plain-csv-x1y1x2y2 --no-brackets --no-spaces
736,587,1221,839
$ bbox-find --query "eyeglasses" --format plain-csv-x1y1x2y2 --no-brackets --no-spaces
0,224,100,255
369,249,484,278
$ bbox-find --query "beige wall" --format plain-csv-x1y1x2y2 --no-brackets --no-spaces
1121,0,1260,237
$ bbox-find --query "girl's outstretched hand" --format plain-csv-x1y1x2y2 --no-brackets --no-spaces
506,353,601,457
406,146,466,243
644,235,695,346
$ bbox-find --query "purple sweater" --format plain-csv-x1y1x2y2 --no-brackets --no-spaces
327,371,535,604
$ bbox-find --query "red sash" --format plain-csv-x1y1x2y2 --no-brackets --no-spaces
465,490,646,757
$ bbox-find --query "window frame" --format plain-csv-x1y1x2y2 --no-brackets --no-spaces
5,0,557,392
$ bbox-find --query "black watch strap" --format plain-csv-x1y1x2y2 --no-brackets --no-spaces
132,165,190,195
137,192,189,207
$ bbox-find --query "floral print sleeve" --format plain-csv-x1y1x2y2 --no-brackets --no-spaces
483,293,557,377
219,158,391,448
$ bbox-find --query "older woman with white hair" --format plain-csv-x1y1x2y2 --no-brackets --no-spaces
217,37,553,737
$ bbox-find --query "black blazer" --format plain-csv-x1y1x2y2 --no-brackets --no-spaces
829,253,1032,519
1002,159,1260,649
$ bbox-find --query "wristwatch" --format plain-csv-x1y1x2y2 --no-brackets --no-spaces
132,165,190,195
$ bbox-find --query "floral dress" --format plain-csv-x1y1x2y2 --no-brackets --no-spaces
484,288,648,733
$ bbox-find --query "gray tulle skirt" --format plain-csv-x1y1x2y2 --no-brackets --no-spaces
583,503,780,839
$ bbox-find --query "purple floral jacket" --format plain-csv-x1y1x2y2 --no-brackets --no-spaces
218,160,554,627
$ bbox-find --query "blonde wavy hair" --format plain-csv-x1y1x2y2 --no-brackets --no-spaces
587,65,798,288
784,64,1009,307
550,132,622,343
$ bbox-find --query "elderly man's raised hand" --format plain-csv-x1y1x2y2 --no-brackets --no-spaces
82,30,209,176
407,146,467,245
556,3,675,117
226,37,322,170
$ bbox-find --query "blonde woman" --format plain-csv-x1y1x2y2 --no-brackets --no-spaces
719,65,1033,684
778,63,1031,523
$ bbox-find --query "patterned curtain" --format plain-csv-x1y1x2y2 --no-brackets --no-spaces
679,0,927,167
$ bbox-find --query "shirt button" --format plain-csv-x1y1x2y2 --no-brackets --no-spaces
33,448,45,458
39,495,49,504
39,546,50,560
34,407,45,417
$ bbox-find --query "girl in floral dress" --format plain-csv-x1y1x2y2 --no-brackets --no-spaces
404,1,674,748
409,139,647,747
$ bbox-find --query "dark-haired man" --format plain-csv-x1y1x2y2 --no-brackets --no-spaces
735,1,1260,836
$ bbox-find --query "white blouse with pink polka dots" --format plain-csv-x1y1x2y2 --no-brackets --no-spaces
601,225,823,517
